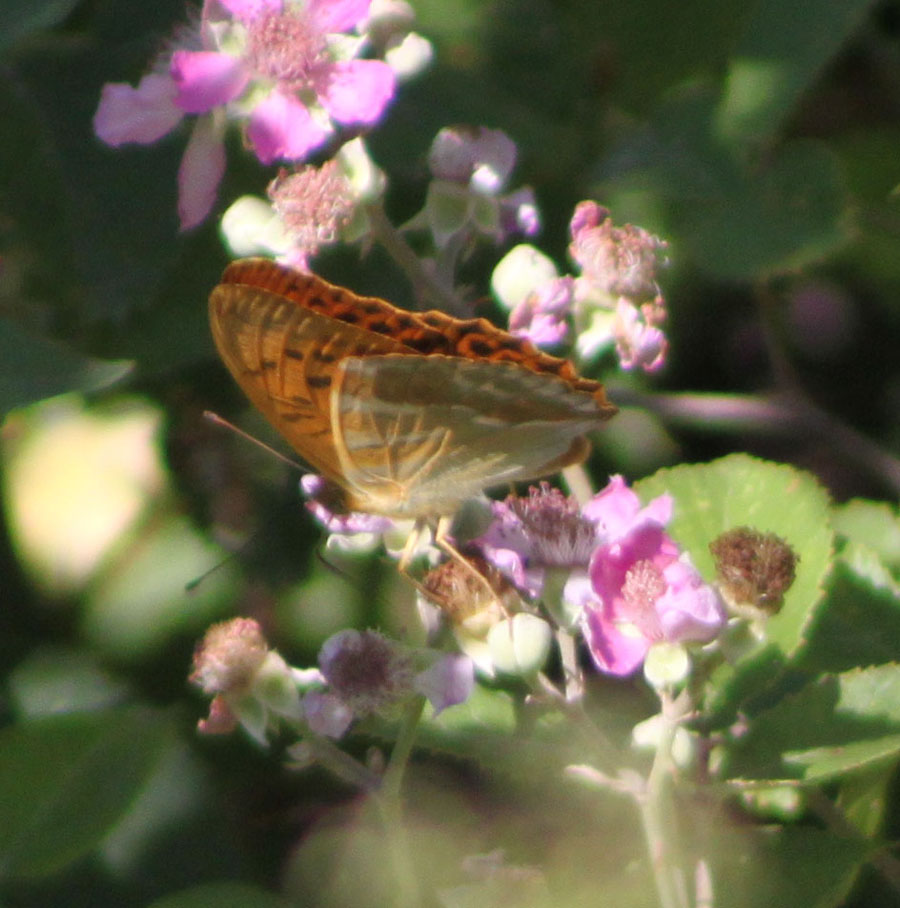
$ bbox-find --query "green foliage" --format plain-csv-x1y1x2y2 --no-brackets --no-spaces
0,708,172,880
149,882,290,908
0,318,131,416
636,454,833,659
1,0,899,905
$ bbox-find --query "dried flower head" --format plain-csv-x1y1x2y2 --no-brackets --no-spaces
422,554,516,624
710,527,798,614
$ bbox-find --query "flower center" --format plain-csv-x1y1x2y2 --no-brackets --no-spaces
246,10,327,88
621,559,665,638
511,484,597,567
269,161,353,251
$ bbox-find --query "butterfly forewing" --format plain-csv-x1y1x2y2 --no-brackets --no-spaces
209,280,407,482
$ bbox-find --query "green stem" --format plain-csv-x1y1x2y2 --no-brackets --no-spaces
301,733,383,791
364,201,468,315
610,386,900,496
374,697,426,907
637,692,691,908
381,695,426,799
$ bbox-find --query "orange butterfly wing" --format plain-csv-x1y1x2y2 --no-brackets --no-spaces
209,259,617,517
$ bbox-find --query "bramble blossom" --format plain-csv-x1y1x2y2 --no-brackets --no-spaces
581,479,725,676
300,473,416,559
220,137,384,267
191,617,302,742
474,483,603,599
407,126,540,249
495,202,669,372
472,477,724,676
94,0,397,229
314,629,474,730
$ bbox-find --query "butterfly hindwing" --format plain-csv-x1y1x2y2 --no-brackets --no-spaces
331,354,607,516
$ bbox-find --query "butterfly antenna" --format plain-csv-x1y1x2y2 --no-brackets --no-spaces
203,410,304,472
185,541,248,592
314,546,360,584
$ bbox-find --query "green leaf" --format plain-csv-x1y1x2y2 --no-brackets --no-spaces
636,454,833,660
837,541,900,598
833,499,900,572
0,0,81,54
0,318,132,417
838,762,894,837
724,665,900,781
0,707,171,880
82,514,237,659
679,139,850,279
784,734,900,782
596,86,852,279
8,647,131,719
716,0,873,144
799,563,900,674
149,882,289,908
698,824,868,908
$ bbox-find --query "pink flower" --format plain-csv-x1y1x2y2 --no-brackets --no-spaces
301,473,395,536
415,126,540,247
266,159,355,269
581,486,725,676
613,298,668,373
508,276,574,347
316,629,474,728
581,474,672,539
474,483,602,598
94,0,395,229
569,201,668,302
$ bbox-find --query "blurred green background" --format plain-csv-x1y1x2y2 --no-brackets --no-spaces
1,0,899,905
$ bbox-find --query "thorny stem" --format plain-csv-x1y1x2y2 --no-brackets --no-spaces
364,200,469,316
637,689,692,908
611,386,900,495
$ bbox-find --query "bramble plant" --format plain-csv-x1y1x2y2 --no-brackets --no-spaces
2,1,900,907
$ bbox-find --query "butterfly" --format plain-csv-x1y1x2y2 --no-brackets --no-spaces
208,258,616,528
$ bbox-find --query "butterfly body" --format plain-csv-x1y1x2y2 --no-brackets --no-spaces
209,259,616,518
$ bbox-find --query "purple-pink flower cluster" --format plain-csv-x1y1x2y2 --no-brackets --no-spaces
475,477,725,676
302,471,725,679
499,202,670,373
94,0,396,229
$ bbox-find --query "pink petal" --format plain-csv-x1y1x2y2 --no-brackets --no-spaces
247,92,330,164
569,200,609,240
582,606,649,676
582,475,641,538
656,561,725,643
303,691,353,738
93,74,183,146
170,50,249,113
308,0,371,33
415,654,474,714
177,116,226,230
582,476,673,543
314,59,395,125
